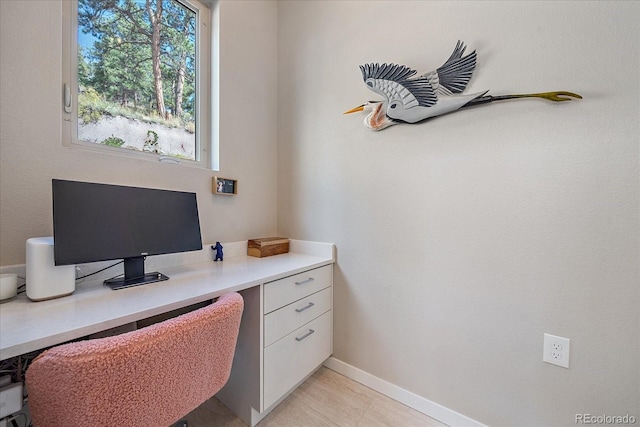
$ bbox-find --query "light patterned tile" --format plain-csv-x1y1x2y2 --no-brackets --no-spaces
181,366,449,427
262,392,342,427
309,367,380,401
292,368,374,426
358,394,448,427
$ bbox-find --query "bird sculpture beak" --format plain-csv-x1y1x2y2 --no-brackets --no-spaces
343,104,365,114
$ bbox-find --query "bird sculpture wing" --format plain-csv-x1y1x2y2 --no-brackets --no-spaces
425,40,477,96
359,41,478,122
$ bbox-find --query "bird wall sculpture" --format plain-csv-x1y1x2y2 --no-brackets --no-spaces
344,41,582,131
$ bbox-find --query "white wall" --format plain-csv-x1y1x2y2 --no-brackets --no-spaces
277,1,639,426
0,0,279,265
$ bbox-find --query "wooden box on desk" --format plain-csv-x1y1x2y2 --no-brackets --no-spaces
247,237,289,258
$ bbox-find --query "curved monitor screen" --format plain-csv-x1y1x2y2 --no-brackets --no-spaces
52,179,203,289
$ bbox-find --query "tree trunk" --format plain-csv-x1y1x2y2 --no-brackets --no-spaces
174,63,185,117
146,0,166,118
174,16,190,118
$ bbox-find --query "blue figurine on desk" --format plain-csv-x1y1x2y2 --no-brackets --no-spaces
212,242,223,261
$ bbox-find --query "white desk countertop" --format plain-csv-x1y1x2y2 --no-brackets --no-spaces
0,241,334,361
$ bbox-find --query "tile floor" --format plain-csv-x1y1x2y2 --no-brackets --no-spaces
181,366,448,427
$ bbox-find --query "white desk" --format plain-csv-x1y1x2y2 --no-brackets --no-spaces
0,241,334,361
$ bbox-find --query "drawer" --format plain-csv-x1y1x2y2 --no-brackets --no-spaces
264,265,332,314
263,310,332,409
264,287,332,347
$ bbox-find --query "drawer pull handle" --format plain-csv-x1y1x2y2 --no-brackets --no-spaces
295,329,315,341
295,302,315,313
295,277,315,286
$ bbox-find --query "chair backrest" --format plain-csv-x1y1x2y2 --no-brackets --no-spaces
26,292,244,427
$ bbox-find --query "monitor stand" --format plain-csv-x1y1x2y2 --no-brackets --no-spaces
104,256,169,290
104,272,169,290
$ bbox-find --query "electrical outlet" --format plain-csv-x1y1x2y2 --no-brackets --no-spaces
543,333,570,368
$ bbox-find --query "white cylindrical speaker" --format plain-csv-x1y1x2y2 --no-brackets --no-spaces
26,237,75,301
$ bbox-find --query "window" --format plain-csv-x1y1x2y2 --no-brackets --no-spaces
62,0,212,168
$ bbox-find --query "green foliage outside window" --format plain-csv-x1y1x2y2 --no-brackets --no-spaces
102,136,125,147
77,0,197,160
78,86,103,124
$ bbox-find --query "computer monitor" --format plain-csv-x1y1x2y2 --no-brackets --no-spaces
52,179,203,290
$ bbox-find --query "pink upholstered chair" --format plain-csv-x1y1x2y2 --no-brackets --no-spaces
26,292,244,427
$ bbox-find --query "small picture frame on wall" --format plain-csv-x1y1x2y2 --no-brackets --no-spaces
213,177,237,195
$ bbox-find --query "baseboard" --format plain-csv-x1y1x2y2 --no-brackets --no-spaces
323,357,486,427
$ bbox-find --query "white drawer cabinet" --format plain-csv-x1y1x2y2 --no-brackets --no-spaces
217,262,333,427
263,265,333,410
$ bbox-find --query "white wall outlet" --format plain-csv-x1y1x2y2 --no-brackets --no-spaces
543,333,570,368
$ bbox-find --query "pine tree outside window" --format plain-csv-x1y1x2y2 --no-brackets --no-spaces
62,0,212,168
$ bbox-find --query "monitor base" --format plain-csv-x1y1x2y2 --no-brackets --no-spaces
105,272,169,290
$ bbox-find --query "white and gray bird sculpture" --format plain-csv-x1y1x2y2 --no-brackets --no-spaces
345,41,581,131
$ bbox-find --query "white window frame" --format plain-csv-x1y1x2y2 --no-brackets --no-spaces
62,0,213,169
